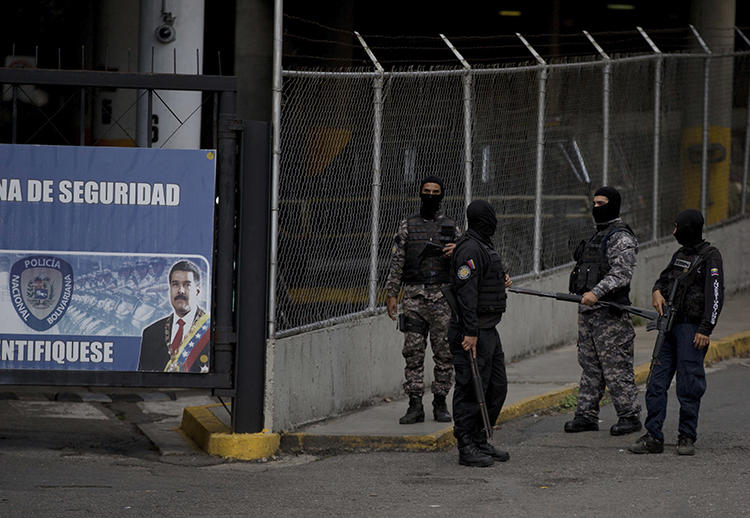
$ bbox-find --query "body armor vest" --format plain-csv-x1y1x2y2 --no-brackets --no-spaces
569,221,634,305
403,214,457,284
662,244,715,322
476,242,507,316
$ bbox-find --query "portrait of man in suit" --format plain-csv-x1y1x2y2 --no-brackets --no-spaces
138,260,210,373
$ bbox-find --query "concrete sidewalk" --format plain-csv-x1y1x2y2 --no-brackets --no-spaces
188,290,750,456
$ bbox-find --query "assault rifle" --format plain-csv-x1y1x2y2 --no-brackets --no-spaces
507,287,659,321
440,285,493,440
508,286,671,388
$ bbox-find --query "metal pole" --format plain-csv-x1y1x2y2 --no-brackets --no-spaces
737,27,750,214
583,31,611,186
80,88,86,146
517,33,547,275
440,34,473,212
233,120,271,434
690,25,712,217
268,0,283,337
215,90,238,380
355,31,384,311
638,27,663,241
147,89,153,148
11,85,17,144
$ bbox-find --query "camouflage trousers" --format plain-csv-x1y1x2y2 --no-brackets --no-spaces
401,293,454,397
575,308,641,420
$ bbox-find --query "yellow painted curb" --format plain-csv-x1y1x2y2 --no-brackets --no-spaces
181,404,280,460
182,331,750,457
497,383,579,424
281,428,454,453
704,330,750,365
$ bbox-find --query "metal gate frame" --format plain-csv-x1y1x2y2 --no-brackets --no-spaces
0,67,240,390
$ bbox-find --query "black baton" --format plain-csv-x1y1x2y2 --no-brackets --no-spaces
469,349,493,440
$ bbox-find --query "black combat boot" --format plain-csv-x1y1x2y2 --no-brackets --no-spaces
399,395,425,424
476,442,510,462
610,415,642,436
628,433,664,454
677,435,696,456
432,394,452,422
457,436,493,467
564,416,599,433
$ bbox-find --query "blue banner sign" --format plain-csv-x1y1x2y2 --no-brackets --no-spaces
0,144,216,373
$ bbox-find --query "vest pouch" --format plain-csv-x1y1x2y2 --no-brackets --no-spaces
569,265,579,293
569,263,600,294
583,264,601,292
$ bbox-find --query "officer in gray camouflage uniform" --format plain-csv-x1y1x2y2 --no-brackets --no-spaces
385,176,460,424
565,186,642,436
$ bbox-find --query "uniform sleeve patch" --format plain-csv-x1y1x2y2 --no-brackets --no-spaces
710,267,720,276
457,264,472,280
466,259,476,270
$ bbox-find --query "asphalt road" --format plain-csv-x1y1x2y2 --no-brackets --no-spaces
1,359,749,517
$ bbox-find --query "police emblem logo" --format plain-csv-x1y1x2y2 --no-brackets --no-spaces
457,264,472,280
10,255,74,331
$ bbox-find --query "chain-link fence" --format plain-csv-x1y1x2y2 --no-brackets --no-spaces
273,46,750,337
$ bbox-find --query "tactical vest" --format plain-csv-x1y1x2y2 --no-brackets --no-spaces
569,221,634,305
476,241,507,316
661,244,716,322
402,214,457,284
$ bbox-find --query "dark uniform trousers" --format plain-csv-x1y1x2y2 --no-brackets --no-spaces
645,322,708,442
449,323,507,444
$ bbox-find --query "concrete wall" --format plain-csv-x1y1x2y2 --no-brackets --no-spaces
266,216,750,431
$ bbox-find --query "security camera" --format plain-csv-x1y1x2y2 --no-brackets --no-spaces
155,23,176,43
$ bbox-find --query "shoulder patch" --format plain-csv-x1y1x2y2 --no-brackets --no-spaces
466,259,476,270
457,264,472,280
710,267,720,276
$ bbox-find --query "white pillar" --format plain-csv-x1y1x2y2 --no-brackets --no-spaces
136,0,204,149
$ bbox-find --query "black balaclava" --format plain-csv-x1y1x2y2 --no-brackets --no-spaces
592,186,622,225
467,199,497,240
419,175,445,219
674,209,704,247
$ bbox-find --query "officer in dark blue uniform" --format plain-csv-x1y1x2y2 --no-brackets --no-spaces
629,209,724,456
448,200,512,467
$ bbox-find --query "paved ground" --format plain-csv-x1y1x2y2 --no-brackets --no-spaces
0,358,748,516
0,291,748,516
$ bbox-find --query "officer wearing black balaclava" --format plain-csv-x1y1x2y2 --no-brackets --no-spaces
565,186,643,437
384,176,460,425
630,209,724,456
446,199,512,467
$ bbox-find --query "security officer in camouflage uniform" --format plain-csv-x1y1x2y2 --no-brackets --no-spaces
385,176,460,425
629,209,724,456
565,186,642,436
448,199,513,467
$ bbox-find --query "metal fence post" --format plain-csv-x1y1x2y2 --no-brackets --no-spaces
690,25,712,217
355,32,384,311
440,34,473,212
214,89,238,380
584,31,611,186
638,27,663,241
517,33,547,275
268,0,283,337
737,27,750,214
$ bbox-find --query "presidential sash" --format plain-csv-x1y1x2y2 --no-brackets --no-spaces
164,311,210,373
